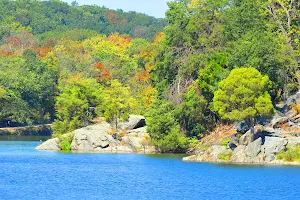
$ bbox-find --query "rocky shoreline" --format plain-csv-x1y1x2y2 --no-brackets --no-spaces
36,115,155,154
37,93,300,166
183,92,300,165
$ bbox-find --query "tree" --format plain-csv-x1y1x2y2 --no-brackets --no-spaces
152,0,228,104
101,80,137,130
53,76,103,135
213,67,274,133
175,84,212,138
146,100,189,153
267,0,300,88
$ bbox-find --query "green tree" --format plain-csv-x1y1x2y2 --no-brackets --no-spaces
267,0,300,88
213,67,274,132
175,85,211,138
146,100,189,153
53,76,103,135
101,80,137,130
0,55,55,125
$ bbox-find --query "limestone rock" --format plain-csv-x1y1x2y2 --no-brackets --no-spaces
122,127,150,149
71,122,115,151
183,155,198,162
118,115,146,130
245,138,262,158
230,144,261,163
262,127,282,137
261,137,288,162
36,138,60,151
230,145,247,163
183,145,226,162
236,121,249,134
228,135,239,150
286,91,300,106
239,130,254,146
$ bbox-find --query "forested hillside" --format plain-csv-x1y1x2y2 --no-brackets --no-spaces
0,0,299,153
0,0,166,39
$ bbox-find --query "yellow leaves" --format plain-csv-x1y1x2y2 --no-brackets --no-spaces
189,0,201,8
67,73,85,84
41,51,59,71
153,32,165,45
107,33,131,50
141,86,157,108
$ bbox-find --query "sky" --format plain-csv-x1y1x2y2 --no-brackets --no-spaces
62,0,171,18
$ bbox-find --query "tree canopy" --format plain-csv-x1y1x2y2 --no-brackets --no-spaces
213,67,274,124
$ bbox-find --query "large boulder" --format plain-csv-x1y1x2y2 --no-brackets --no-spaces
183,145,227,162
230,143,261,163
230,145,247,163
71,122,116,151
244,138,262,158
122,127,149,149
239,130,253,146
36,138,60,151
118,115,146,130
261,137,288,162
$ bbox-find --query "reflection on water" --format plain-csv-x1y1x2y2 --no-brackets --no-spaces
0,136,50,141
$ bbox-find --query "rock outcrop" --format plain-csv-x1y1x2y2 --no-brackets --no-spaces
117,115,146,130
36,116,154,154
183,145,228,162
184,91,300,164
36,138,60,151
71,122,115,151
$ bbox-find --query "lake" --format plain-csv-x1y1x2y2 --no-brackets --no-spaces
1,141,300,200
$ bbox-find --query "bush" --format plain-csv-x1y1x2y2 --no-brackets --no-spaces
276,146,300,162
219,138,230,146
58,133,74,152
146,100,190,153
218,152,232,161
152,130,190,153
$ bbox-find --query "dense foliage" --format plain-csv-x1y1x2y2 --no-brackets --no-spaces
0,0,299,152
214,67,274,125
0,0,166,39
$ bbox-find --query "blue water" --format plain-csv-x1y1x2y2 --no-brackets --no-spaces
1,142,300,200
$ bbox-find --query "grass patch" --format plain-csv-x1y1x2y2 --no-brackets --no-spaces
219,138,230,146
276,145,300,162
218,151,232,161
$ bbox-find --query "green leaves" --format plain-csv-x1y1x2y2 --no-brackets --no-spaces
146,100,189,153
53,76,103,135
213,67,274,122
101,80,137,129
0,54,55,125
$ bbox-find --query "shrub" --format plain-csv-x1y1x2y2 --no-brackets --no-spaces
218,151,232,161
276,146,300,162
146,100,190,153
58,133,74,152
219,138,230,146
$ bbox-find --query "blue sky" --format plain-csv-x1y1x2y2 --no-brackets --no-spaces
62,0,171,18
